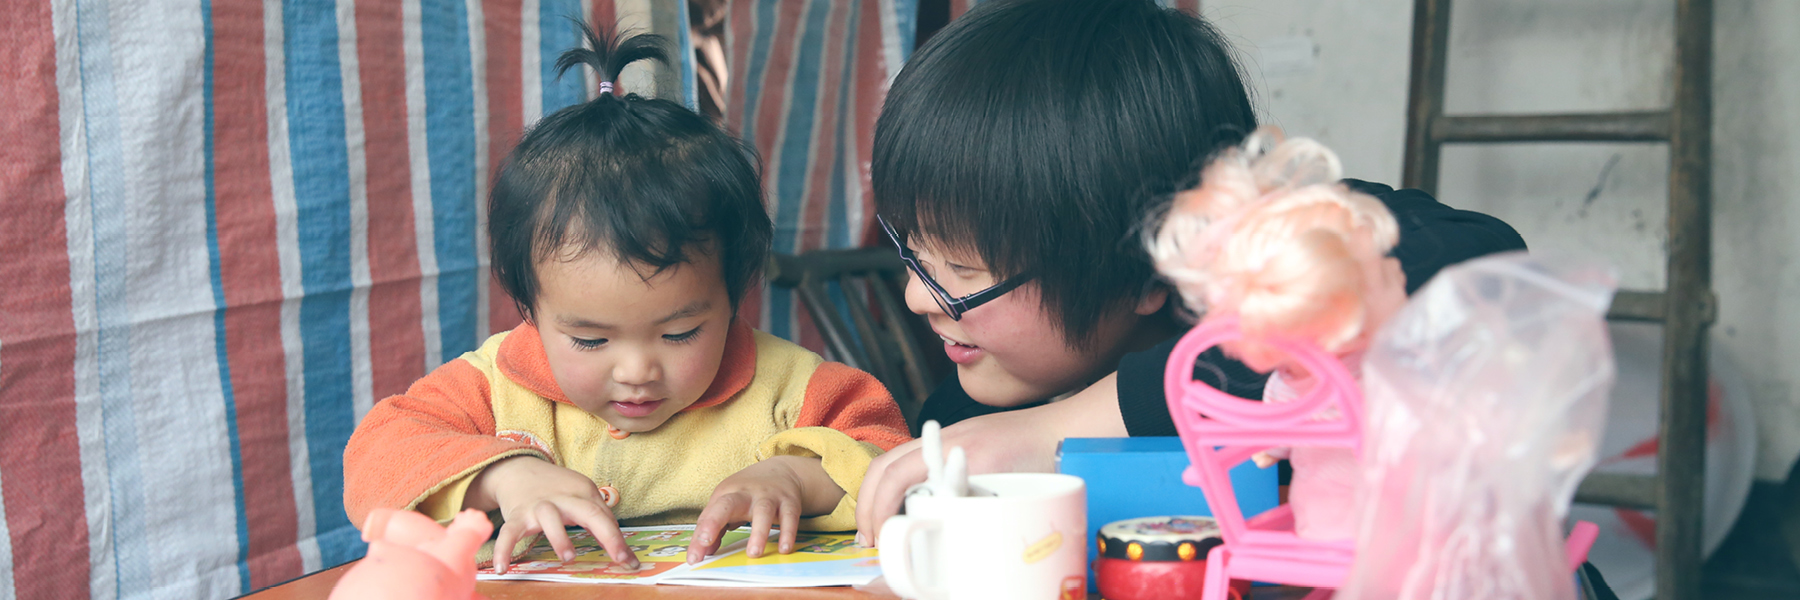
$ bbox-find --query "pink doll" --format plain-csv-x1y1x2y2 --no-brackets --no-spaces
329,508,493,600
1147,129,1406,541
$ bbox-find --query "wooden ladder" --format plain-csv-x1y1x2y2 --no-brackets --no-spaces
1400,1,1716,599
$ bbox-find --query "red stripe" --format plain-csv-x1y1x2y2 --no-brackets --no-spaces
950,0,973,19
851,0,883,246
725,0,755,134
485,0,526,335
212,0,304,588
749,1,804,337
594,0,617,33
1176,0,1201,16
0,2,91,598
354,1,428,400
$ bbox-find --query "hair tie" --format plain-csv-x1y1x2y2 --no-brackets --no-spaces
598,81,615,96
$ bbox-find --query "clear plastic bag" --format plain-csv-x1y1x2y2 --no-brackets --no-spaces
1334,252,1618,600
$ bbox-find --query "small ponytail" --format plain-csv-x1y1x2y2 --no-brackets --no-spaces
553,20,670,97
490,20,769,323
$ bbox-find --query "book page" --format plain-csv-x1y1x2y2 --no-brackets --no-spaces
679,532,881,586
478,525,753,584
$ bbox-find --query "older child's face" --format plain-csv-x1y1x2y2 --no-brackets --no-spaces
900,235,1140,407
533,250,735,433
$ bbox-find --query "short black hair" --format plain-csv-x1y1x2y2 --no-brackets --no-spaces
872,0,1256,349
490,23,772,322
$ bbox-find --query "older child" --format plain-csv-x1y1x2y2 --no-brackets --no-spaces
343,26,908,573
855,0,1526,543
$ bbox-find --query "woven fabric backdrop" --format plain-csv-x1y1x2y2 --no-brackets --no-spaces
0,0,1204,598
723,0,914,348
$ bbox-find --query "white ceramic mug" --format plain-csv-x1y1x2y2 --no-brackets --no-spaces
879,473,1087,600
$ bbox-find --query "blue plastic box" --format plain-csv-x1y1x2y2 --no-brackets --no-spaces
1056,437,1279,590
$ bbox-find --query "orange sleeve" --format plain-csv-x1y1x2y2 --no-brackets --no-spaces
342,358,541,527
794,361,912,451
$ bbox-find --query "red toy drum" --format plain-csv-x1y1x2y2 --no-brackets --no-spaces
1094,516,1250,600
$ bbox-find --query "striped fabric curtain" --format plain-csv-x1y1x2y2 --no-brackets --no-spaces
730,0,1198,347
0,1,668,598
722,0,915,348
2,0,1184,597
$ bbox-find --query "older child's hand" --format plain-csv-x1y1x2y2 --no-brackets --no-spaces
687,455,844,564
466,455,637,574
854,373,1129,546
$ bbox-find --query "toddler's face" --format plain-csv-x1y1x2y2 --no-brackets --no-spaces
899,234,1140,407
533,250,735,433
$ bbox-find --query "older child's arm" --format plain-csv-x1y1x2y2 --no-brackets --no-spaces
854,373,1127,545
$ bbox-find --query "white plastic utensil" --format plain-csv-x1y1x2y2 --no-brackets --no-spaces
906,420,991,499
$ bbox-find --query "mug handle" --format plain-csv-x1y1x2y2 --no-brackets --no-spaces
879,516,946,600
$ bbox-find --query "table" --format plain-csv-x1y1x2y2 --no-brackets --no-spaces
240,561,1315,600
240,561,900,599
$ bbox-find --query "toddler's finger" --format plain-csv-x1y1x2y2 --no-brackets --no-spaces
492,521,533,574
584,517,636,569
747,497,779,558
688,493,746,564
777,499,801,554
536,504,578,563
559,498,626,564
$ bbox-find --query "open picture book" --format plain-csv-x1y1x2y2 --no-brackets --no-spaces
476,524,881,587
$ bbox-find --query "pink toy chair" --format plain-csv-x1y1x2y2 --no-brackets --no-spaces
1165,317,1600,600
1165,316,1362,600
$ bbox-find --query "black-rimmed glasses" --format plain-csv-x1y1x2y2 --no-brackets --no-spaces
878,215,1033,321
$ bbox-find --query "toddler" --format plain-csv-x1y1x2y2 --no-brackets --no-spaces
343,24,909,573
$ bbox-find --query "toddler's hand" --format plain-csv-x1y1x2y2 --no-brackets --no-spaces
687,456,822,564
469,456,636,574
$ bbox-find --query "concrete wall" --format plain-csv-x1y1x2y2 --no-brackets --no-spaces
1202,0,1799,481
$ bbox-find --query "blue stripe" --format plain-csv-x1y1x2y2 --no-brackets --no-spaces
281,1,364,567
201,0,253,592
540,0,584,113
828,281,867,355
892,0,918,59
421,0,480,361
828,144,850,248
678,0,698,110
75,1,149,594
740,0,779,142
823,3,861,350
767,0,834,341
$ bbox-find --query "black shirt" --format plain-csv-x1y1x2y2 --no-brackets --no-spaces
915,180,1529,433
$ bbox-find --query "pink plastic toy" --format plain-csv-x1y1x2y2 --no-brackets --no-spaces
329,508,493,600
1334,254,1615,600
1165,315,1362,600
1167,314,1602,600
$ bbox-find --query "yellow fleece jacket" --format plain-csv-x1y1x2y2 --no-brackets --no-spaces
343,319,910,535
